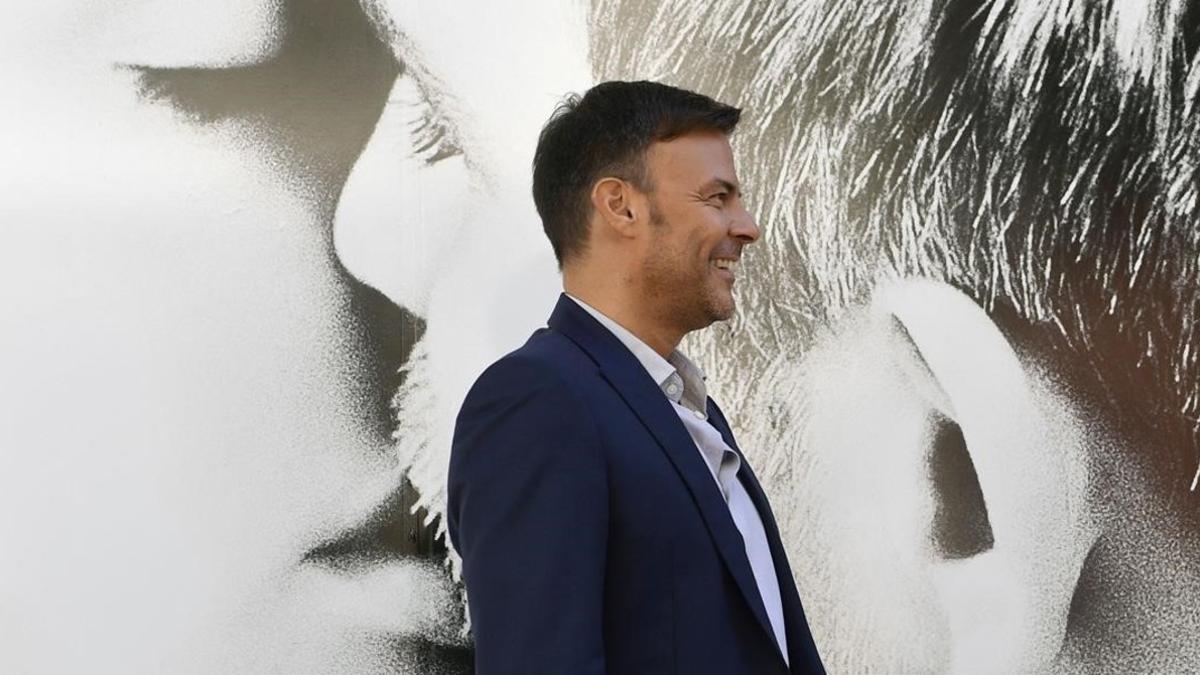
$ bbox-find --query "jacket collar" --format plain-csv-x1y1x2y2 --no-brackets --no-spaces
707,398,822,673
546,293,785,663
564,293,711,414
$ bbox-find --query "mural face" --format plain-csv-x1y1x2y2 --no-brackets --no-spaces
0,2,465,673
3,1,1197,673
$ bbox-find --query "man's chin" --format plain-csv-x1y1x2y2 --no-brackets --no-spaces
707,288,737,322
702,301,736,326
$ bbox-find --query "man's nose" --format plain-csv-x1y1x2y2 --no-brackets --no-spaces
731,207,761,244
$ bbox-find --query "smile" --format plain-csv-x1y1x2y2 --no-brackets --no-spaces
711,258,739,275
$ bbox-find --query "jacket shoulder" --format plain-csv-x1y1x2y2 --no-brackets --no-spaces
464,327,598,400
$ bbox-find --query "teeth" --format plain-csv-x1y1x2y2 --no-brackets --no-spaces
712,259,738,271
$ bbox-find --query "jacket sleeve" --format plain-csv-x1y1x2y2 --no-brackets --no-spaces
447,355,608,675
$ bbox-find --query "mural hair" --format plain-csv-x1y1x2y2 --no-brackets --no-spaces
590,0,1200,495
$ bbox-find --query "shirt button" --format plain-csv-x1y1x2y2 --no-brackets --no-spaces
693,409,706,420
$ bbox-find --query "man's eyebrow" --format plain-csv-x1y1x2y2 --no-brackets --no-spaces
699,178,741,196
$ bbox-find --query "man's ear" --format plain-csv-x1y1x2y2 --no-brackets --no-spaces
589,177,641,240
867,278,1100,673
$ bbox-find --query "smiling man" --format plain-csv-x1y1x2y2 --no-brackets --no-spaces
447,81,825,675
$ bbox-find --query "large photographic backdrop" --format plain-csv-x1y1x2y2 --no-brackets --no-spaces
3,1,1197,673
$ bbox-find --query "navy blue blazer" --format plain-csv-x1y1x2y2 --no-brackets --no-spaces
448,294,824,674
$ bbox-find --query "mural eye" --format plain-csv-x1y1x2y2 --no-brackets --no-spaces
926,413,994,559
405,94,463,166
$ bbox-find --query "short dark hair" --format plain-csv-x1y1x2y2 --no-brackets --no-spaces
531,80,741,266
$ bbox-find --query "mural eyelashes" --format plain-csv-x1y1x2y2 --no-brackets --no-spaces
405,94,463,166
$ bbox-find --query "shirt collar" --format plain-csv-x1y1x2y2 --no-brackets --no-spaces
566,294,709,414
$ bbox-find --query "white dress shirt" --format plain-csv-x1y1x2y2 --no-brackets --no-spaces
566,294,789,665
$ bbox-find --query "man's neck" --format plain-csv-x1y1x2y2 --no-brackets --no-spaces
563,284,683,359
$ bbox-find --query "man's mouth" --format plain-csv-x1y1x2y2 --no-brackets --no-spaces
711,257,739,277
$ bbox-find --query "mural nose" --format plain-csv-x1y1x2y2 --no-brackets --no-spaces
341,278,427,442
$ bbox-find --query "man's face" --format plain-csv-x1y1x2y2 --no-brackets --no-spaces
638,131,760,332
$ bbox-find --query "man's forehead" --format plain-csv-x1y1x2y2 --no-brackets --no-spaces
645,131,738,186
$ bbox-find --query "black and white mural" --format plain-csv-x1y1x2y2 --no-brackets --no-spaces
2,1,1197,673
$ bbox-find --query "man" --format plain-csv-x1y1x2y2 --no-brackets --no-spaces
447,81,825,674
590,0,1200,672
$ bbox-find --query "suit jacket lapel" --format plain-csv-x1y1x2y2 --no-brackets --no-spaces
546,294,779,654
707,397,823,673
